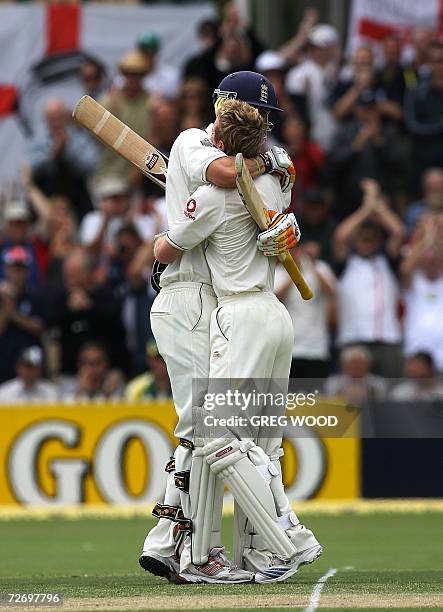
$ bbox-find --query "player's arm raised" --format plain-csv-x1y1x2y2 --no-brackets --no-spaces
206,145,295,192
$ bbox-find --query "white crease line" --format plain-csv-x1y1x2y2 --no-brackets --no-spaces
303,567,338,612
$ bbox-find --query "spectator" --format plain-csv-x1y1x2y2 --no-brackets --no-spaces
46,249,130,378
137,32,181,99
29,98,98,222
286,24,339,150
145,97,180,156
0,346,57,403
102,223,153,374
324,345,387,406
375,34,407,116
20,164,78,287
0,199,47,288
79,55,107,100
333,179,405,377
404,167,443,235
125,340,171,401
390,352,443,401
328,89,405,217
403,26,435,84
97,50,151,185
405,42,443,187
274,242,336,378
183,19,220,82
179,77,212,131
297,188,335,263
61,341,124,401
282,116,325,208
401,214,443,371
132,180,167,242
0,246,44,383
330,46,377,121
79,177,130,256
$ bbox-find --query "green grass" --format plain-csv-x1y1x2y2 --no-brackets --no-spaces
0,512,442,609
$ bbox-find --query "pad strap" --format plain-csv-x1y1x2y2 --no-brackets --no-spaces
152,503,180,521
165,457,176,473
179,438,195,450
174,470,190,493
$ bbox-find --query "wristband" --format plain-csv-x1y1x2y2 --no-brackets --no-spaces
153,231,167,244
259,152,272,174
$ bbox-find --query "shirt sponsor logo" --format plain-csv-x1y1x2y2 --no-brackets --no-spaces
184,198,197,220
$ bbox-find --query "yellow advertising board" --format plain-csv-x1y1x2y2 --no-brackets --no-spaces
0,403,359,506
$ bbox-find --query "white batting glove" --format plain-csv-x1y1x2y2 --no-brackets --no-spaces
257,212,301,257
259,146,296,193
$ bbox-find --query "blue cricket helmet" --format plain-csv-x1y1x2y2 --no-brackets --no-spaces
213,71,283,113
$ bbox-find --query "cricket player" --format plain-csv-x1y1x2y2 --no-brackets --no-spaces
154,100,322,583
139,72,296,584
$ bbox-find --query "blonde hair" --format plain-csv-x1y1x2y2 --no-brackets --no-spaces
214,99,265,158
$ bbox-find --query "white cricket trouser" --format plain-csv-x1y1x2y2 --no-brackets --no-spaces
142,282,217,566
208,291,294,565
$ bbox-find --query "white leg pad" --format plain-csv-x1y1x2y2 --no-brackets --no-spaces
190,441,223,566
204,438,297,561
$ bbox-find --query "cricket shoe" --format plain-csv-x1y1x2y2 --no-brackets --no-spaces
251,524,323,583
178,547,254,584
139,551,181,583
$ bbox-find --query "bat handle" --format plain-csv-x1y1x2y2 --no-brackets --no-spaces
278,252,314,300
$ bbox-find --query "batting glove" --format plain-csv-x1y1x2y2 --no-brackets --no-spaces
259,146,296,193
257,212,300,257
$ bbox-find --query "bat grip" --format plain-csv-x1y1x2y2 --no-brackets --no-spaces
278,253,314,300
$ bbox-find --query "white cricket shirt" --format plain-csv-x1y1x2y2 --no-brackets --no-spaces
159,125,225,288
166,174,286,297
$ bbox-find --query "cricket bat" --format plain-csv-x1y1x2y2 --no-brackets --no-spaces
235,153,314,301
72,95,167,190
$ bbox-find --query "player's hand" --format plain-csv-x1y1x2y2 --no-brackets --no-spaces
259,146,296,193
257,212,300,256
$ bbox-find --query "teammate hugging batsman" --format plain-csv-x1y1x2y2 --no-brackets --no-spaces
139,71,321,584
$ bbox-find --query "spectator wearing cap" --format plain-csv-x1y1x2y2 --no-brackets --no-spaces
405,41,443,188
0,199,47,288
390,352,443,401
333,179,405,377
285,24,339,151
328,88,405,218
324,345,387,407
404,167,443,235
125,340,171,401
60,341,124,402
401,213,443,371
0,246,45,383
275,242,336,378
79,177,131,256
97,50,151,185
137,32,181,99
0,346,57,403
297,188,335,263
29,98,98,222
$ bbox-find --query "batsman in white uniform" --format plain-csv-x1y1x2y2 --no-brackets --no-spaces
155,100,322,583
140,72,297,584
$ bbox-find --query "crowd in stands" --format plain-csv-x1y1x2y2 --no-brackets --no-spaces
1,4,443,404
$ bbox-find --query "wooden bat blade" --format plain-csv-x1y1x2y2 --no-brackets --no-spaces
72,95,167,189
235,153,314,301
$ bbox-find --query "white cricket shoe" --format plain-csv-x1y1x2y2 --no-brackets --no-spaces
251,524,323,583
179,547,254,584
139,551,181,583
